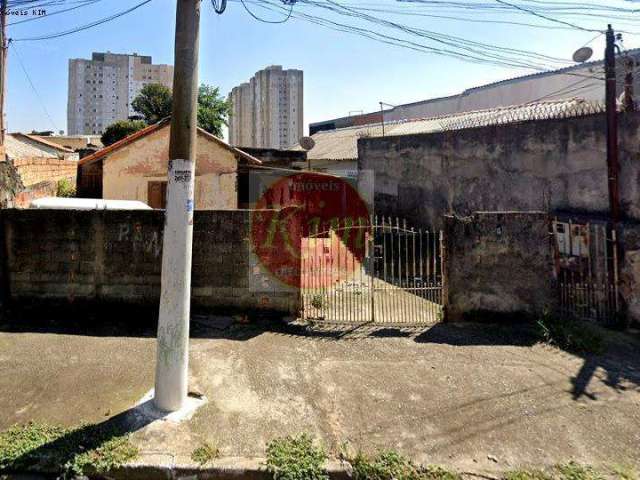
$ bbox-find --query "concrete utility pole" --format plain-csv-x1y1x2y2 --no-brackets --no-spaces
154,0,201,412
604,24,621,225
0,0,8,153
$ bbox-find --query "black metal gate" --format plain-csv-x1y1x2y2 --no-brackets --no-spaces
301,216,444,325
552,218,621,324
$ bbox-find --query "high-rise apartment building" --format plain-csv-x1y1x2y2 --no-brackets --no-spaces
228,65,303,149
67,52,173,135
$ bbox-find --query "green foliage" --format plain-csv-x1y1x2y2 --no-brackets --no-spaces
191,441,220,465
266,434,328,480
351,450,460,480
611,464,638,480
197,84,230,137
101,120,147,147
556,462,604,480
0,423,67,470
0,422,138,477
132,83,173,125
130,83,229,137
536,312,605,355
56,178,76,198
505,470,554,480
506,464,632,480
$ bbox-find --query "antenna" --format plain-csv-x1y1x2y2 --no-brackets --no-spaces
572,47,593,63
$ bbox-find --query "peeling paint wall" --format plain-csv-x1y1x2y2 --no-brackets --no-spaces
102,126,238,209
358,112,640,230
444,212,555,321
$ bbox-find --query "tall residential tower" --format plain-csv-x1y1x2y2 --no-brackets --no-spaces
228,65,303,149
67,52,173,135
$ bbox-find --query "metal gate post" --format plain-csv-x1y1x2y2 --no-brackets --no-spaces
440,227,449,322
369,220,375,323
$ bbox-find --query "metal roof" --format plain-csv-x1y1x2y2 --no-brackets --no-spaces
299,98,606,161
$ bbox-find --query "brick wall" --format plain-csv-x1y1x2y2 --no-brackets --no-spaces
12,157,77,188
443,212,555,321
0,209,299,315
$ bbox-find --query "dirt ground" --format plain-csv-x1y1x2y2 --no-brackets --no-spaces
1,316,640,474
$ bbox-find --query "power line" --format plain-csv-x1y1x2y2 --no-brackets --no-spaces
8,0,103,26
211,0,227,14
9,41,58,131
240,0,293,22
11,0,153,42
493,0,603,33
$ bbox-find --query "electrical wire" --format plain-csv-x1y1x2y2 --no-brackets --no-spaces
9,42,59,131
8,0,103,26
240,0,293,23
11,0,154,42
493,0,603,33
211,0,227,14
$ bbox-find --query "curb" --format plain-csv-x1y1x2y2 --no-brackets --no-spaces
108,458,353,480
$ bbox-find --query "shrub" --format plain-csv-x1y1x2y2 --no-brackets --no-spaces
351,450,460,480
0,422,138,476
556,462,604,480
266,434,328,480
536,312,605,355
56,178,76,198
191,441,219,465
101,120,146,147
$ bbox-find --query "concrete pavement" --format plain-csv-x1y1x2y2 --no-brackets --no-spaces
2,318,640,475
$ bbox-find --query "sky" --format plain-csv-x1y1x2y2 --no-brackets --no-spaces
5,0,639,137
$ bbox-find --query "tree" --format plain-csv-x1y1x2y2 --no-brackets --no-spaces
101,120,146,147
130,82,229,137
132,84,173,125
197,84,230,137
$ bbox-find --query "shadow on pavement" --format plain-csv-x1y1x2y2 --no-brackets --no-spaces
416,321,640,400
1,399,162,476
3,308,640,401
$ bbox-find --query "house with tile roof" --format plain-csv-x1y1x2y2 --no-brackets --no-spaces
77,119,261,209
1,133,80,207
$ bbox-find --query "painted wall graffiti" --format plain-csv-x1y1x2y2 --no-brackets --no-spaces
113,222,162,258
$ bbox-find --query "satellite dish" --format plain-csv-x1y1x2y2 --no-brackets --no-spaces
572,47,593,63
299,136,316,151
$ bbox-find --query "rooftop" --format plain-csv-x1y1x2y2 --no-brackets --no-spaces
299,98,606,161
79,119,262,166
5,133,76,160
309,49,639,131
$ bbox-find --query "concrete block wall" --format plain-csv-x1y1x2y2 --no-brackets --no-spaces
443,212,555,321
359,112,640,230
0,209,299,315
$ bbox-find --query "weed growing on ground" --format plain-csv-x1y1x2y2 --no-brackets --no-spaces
266,433,328,480
536,312,605,355
611,464,638,480
0,421,138,477
556,462,604,480
505,469,554,480
350,450,460,480
191,441,220,465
